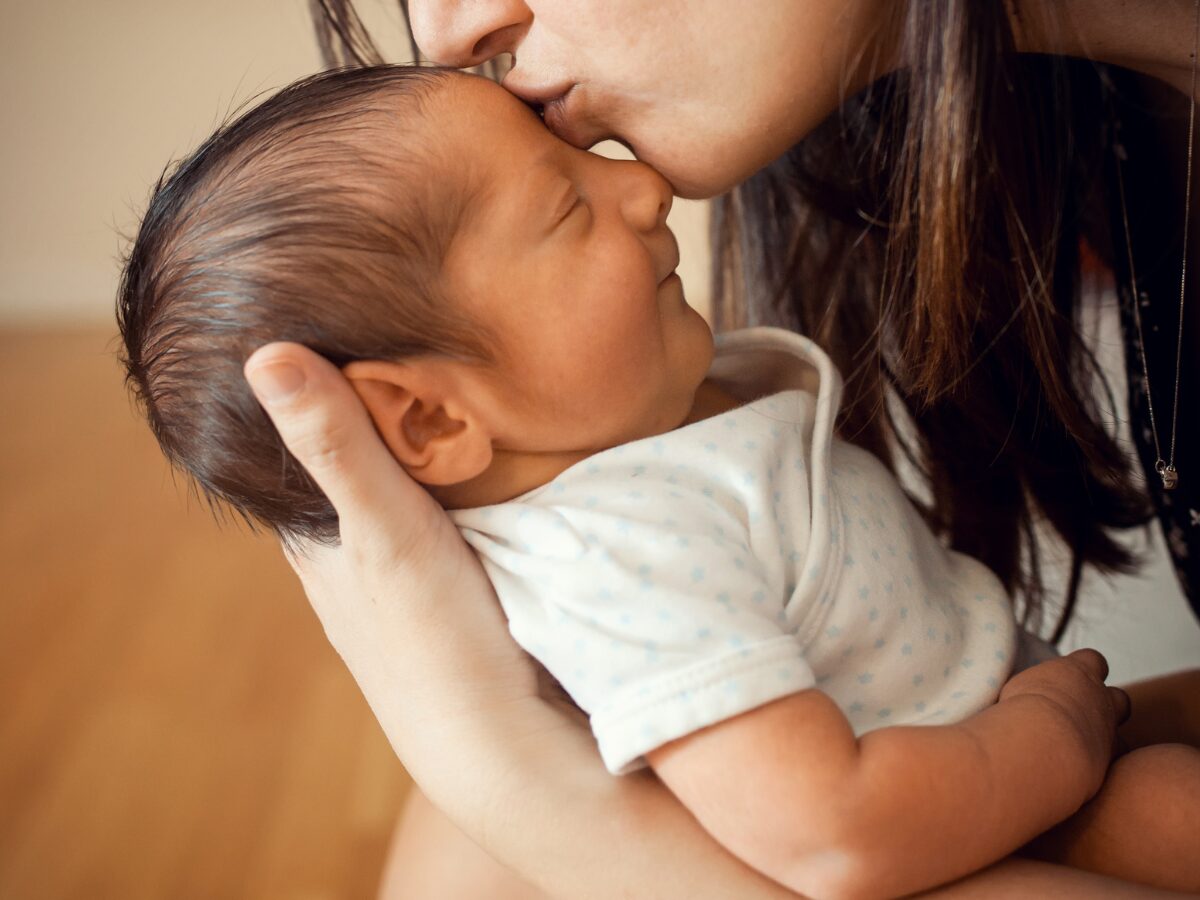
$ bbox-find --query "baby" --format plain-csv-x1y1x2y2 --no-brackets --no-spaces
118,65,1200,897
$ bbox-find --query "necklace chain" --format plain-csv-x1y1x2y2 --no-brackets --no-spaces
1112,0,1198,491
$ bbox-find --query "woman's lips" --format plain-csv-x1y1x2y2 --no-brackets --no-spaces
541,86,608,149
541,85,582,143
501,73,610,148
501,74,574,107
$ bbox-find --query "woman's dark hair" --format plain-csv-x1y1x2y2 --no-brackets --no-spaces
712,5,1159,639
118,65,492,546
307,1,1162,637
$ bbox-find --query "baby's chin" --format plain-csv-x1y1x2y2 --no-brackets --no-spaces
671,372,738,432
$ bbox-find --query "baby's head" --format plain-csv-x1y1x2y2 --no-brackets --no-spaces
119,65,712,544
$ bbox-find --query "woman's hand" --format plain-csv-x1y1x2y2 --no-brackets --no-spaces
244,342,539,770
244,342,805,899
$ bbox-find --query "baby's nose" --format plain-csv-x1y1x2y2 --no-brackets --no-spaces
619,161,673,232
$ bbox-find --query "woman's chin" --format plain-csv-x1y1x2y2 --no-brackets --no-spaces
662,169,731,201
644,136,781,199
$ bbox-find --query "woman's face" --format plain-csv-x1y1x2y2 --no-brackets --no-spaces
407,0,895,198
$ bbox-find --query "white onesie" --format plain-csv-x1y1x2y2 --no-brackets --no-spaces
451,327,1032,775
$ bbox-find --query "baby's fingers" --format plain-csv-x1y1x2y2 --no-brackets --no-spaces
1063,647,1110,684
1108,685,1132,726
244,342,441,552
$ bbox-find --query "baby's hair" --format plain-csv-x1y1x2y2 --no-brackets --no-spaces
117,65,494,545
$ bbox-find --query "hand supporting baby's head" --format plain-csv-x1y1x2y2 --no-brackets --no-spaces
118,65,493,544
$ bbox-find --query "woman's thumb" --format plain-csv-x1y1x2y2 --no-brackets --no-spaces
244,342,430,534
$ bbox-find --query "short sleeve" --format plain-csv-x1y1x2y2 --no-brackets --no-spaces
454,481,817,774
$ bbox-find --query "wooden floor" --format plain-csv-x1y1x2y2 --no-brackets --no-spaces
0,329,410,900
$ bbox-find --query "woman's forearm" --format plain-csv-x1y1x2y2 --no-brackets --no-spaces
1119,669,1200,749
427,694,1186,900
421,691,802,899
342,567,797,898
404,689,1185,900
241,352,1168,898
916,858,1190,900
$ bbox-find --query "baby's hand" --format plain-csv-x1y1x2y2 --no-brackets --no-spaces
999,649,1131,793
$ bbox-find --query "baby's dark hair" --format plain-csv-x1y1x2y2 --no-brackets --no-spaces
117,65,493,545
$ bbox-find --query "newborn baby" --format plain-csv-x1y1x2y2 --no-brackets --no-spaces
118,65,1200,897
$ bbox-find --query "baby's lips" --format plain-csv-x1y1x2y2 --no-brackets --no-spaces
654,236,681,285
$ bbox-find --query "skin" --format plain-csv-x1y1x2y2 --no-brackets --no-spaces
244,1,1200,896
327,75,1200,895
406,0,1200,199
247,349,1195,899
343,76,725,509
646,650,1200,896
408,0,895,198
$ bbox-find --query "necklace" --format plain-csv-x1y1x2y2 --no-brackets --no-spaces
1112,0,1198,492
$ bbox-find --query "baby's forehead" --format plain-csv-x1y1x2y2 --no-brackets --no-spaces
436,71,537,125
428,77,563,228
434,75,560,167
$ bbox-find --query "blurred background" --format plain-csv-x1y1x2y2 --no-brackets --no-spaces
1,2,1198,899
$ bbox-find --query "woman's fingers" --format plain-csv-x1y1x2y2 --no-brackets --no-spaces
279,533,330,579
243,342,441,551
242,343,539,800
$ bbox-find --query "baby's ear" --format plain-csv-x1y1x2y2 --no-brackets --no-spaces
342,359,493,486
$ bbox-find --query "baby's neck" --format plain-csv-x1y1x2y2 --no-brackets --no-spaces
433,378,742,511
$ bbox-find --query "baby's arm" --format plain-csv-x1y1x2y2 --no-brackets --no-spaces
646,649,1126,900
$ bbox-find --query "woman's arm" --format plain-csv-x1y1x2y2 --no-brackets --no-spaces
244,343,1181,900
244,343,799,900
1120,669,1200,749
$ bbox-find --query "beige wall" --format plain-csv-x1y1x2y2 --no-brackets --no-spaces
0,1,710,326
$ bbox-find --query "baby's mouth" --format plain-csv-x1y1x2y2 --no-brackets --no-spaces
657,244,682,286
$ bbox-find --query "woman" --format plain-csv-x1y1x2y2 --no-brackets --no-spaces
247,0,1200,895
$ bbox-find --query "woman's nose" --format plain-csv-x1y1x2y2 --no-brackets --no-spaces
407,0,531,68
618,161,673,233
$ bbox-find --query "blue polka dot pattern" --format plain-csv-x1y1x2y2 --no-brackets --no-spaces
451,327,1024,775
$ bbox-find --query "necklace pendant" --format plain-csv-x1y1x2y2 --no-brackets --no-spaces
1157,460,1180,491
